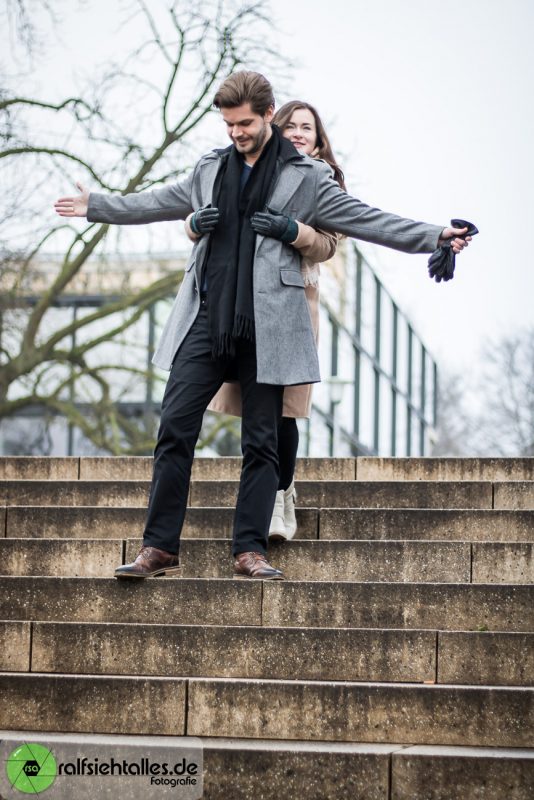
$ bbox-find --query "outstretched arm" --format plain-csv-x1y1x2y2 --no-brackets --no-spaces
313,162,469,254
54,173,195,225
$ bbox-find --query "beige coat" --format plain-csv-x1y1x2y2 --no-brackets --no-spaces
184,215,338,418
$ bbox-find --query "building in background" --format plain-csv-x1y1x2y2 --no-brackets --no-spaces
0,242,437,457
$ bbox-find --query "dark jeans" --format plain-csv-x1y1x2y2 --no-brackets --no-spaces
143,300,284,557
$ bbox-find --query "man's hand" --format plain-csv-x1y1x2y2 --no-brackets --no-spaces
250,208,298,243
54,182,90,217
190,207,220,235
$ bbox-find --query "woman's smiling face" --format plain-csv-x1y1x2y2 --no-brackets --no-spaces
283,107,318,156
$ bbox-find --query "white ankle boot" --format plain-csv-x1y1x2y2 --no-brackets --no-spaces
268,490,286,540
268,481,297,541
283,480,297,539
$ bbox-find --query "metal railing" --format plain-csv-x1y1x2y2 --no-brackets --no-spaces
301,242,437,457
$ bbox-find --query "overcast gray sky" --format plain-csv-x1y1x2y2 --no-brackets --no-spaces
6,0,534,377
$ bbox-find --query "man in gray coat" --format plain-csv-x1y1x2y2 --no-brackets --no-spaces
55,70,471,581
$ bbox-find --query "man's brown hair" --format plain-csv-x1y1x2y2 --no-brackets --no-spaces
213,70,275,116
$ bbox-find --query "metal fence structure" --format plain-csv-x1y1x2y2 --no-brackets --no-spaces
303,241,438,457
0,244,437,457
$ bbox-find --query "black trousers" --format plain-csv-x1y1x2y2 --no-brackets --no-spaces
143,300,284,557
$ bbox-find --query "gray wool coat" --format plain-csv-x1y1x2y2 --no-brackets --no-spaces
87,148,443,385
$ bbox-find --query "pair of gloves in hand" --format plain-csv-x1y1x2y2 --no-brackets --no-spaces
190,207,298,243
428,218,479,282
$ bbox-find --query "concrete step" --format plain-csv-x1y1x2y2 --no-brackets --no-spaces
5,505,534,543
1,576,532,631
189,480,496,509
319,508,534,541
357,457,534,482
2,537,533,583
1,731,532,800
3,478,532,509
0,673,185,735
3,456,533,482
390,744,534,800
1,673,531,745
0,480,151,507
21,621,437,682
0,456,357,482
187,679,534,747
2,621,529,686
0,576,262,626
0,479,504,508
0,538,534,584
2,505,318,540
261,581,534,632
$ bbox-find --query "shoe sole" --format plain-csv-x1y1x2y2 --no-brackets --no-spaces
114,566,181,580
268,532,289,542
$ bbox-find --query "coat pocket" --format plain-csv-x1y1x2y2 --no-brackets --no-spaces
280,269,305,288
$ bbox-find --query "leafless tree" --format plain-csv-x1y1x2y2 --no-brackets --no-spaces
431,328,534,457
0,0,286,454
430,370,477,456
472,327,534,456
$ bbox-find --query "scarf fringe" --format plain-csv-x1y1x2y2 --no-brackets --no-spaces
232,314,255,341
211,315,255,359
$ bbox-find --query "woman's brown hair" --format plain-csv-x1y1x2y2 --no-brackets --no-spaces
273,101,346,190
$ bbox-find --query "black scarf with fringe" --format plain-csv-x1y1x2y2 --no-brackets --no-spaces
204,124,285,359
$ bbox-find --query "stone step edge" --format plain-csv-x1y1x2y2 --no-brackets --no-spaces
1,575,533,588
5,536,534,544
1,728,533,760
10,618,532,634
2,672,532,691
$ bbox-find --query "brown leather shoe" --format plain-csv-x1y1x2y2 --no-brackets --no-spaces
114,545,180,579
233,552,284,580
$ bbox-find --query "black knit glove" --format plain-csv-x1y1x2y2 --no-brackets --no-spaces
428,218,479,283
250,208,299,243
190,207,220,235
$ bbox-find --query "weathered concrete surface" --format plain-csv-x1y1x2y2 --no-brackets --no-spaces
494,482,534,510
0,621,30,671
262,582,534,631
0,673,185,734
0,457,79,480
202,739,393,800
5,505,317,540
0,480,151,507
391,745,534,800
319,508,534,542
0,576,262,625
189,480,493,509
438,631,534,686
78,457,356,482
472,542,534,583
357,457,534,482
125,538,471,583
31,622,435,683
0,538,123,577
79,456,153,481
187,679,534,746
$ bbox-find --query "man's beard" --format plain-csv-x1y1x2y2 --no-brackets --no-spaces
234,122,270,154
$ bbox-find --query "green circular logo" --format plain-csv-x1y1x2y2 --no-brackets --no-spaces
6,743,57,794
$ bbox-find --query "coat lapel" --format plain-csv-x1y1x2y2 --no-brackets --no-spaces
199,156,222,204
267,162,306,212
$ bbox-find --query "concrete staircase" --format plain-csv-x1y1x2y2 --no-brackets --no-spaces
0,456,533,799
